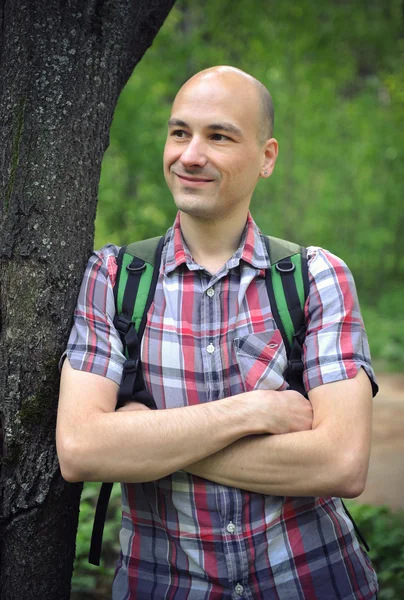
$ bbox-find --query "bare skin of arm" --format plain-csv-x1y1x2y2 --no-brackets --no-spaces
184,368,373,498
56,358,313,483
118,369,372,498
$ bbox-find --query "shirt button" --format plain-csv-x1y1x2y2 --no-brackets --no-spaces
235,583,244,596
206,344,215,354
226,521,236,533
206,287,215,297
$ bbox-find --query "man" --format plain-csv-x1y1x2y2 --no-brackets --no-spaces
57,66,378,599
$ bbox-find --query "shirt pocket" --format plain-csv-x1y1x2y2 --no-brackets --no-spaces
234,330,288,392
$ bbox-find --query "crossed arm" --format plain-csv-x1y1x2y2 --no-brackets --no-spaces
57,359,372,498
184,368,372,497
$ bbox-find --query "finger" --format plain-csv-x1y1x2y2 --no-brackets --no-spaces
116,402,151,412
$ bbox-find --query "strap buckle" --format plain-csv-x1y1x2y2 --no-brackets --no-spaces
276,259,295,273
114,315,132,335
127,258,146,273
288,359,304,374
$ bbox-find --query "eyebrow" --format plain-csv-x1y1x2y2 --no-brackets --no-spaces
168,118,188,129
167,118,243,137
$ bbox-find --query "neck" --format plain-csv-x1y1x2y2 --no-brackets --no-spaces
179,210,249,273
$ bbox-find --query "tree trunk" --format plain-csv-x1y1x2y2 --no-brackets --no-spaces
0,1,175,598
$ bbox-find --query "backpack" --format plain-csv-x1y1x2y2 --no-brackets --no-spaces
88,234,368,566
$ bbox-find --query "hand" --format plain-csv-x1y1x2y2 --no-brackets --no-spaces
116,401,151,412
243,389,313,435
266,390,314,434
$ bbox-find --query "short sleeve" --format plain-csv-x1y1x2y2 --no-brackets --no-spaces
303,247,378,396
59,244,125,385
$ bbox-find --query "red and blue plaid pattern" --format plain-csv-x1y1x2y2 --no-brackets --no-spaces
63,213,378,599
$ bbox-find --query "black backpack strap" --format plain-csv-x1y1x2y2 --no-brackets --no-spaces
89,236,164,567
264,235,309,396
88,482,113,566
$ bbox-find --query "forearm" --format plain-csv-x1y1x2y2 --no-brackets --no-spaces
185,371,373,497
185,425,370,498
58,393,263,483
58,359,314,484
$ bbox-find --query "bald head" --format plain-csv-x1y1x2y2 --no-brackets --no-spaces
176,66,274,144
254,78,275,142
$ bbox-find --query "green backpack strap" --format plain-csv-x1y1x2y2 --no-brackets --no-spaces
115,236,164,334
264,235,309,396
266,235,308,350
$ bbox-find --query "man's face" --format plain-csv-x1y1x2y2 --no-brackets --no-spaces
163,72,277,222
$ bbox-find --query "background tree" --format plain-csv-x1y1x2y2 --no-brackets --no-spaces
0,1,175,598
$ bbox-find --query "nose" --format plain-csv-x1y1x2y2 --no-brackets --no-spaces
179,136,208,169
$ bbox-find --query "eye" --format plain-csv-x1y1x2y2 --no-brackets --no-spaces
210,133,230,141
171,129,188,139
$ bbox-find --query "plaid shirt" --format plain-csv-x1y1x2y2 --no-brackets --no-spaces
64,213,378,599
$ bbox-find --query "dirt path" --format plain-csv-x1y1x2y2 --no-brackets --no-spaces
356,373,404,510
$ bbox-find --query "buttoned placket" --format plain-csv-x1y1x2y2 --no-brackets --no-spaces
200,275,224,402
219,486,252,599
199,268,252,599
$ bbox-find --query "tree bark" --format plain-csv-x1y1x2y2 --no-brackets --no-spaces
0,1,175,598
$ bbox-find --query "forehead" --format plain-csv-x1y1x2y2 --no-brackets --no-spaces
170,75,261,133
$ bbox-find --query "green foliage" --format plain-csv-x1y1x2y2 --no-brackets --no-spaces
94,0,404,369
346,501,404,599
362,300,404,372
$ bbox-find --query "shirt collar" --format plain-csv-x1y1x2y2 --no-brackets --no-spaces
240,213,271,270
163,212,270,275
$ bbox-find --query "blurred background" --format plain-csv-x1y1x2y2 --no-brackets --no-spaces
71,1,404,598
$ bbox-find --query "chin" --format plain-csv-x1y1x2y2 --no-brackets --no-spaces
178,206,213,220
174,195,213,217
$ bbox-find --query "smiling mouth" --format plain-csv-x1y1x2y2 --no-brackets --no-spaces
175,173,214,184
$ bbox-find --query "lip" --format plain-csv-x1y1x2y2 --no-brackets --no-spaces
175,173,214,186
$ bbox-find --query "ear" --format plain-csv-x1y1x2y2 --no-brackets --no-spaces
261,138,278,178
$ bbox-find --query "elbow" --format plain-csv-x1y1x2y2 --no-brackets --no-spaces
333,450,369,499
57,435,90,483
60,468,83,484
338,477,366,500
339,473,367,499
